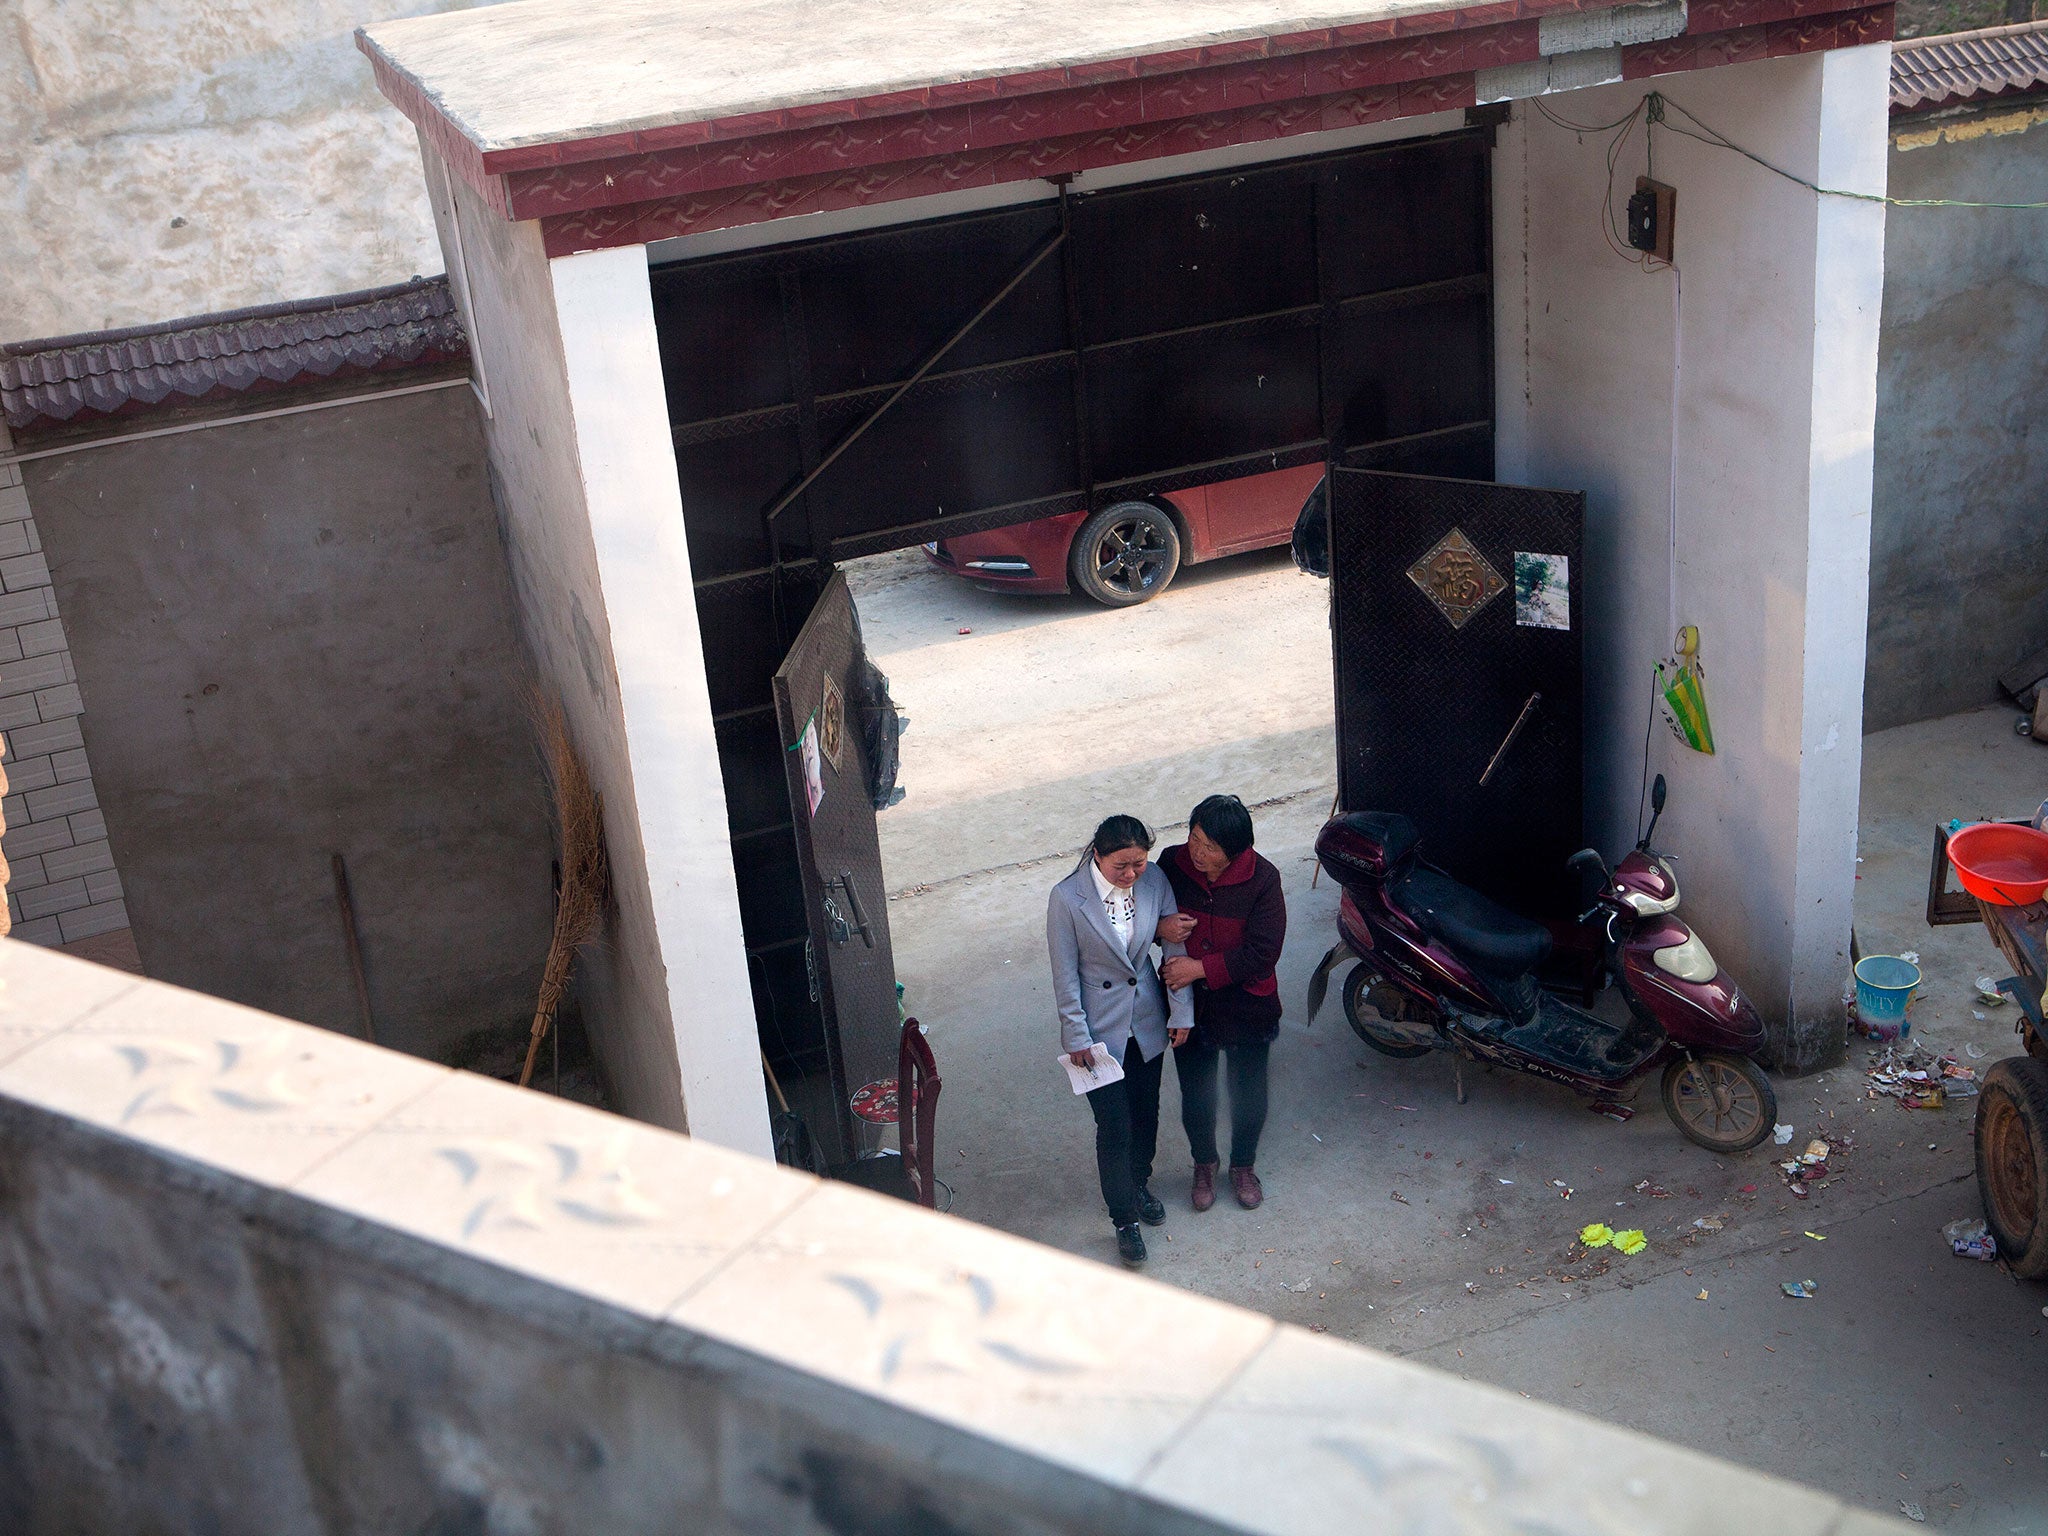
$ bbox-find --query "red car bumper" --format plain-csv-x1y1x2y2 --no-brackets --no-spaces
923,512,1086,595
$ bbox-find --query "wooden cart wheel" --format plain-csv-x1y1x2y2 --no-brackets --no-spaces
1976,1055,2048,1278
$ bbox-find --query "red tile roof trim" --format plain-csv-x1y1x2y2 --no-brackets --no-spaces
531,2,1892,256
360,0,1892,258
0,278,467,433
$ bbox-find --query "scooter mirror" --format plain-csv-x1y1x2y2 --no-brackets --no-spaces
1652,774,1667,813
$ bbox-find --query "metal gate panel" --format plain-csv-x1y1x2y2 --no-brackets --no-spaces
655,122,1503,1088
772,572,901,1163
1330,467,1585,917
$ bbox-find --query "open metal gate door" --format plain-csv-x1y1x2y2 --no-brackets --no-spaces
772,571,899,1164
1330,467,1585,917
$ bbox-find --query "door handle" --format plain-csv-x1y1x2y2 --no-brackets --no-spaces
1479,692,1542,787
827,872,876,948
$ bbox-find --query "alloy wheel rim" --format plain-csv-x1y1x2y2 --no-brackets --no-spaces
1095,519,1168,595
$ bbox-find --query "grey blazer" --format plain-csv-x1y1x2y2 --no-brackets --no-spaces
1047,855,1193,1065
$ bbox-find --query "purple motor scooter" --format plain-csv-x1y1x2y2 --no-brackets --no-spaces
1307,775,1778,1152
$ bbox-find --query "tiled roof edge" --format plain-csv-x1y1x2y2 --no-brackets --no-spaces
1,277,469,432
1891,17,2048,113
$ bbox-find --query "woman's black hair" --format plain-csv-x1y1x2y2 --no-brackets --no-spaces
1189,794,1254,861
1090,814,1155,858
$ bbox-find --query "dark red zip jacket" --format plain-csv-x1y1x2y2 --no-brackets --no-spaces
1161,843,1286,1046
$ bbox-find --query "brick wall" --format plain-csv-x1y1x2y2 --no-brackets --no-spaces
0,425,136,970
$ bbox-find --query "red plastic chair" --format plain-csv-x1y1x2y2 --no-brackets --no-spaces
898,1019,941,1208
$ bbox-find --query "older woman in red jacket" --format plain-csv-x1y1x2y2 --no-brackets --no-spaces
1158,794,1287,1211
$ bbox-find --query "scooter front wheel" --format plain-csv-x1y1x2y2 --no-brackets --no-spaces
1661,1052,1775,1152
1343,966,1433,1059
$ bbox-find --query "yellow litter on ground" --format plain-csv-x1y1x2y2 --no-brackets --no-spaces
1613,1229,1648,1255
1579,1223,1614,1248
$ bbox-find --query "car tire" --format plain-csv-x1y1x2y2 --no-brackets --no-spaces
1069,502,1181,607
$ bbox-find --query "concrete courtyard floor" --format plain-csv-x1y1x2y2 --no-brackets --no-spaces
850,548,2048,1532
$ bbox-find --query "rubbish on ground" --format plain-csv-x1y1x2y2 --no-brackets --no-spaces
1390,1191,1410,1204
1692,1215,1725,1231
1781,1279,1817,1299
1284,1279,1311,1293
1867,1044,1952,1109
1498,1178,1514,1185
1943,1217,1997,1262
1967,1042,1987,1058
1696,1289,1709,1300
1579,1223,1615,1248
1977,977,2007,1006
1773,1123,1795,1145
1635,1179,1673,1199
1590,1101,1635,1122
1900,951,1920,965
1613,1229,1647,1255
1802,1139,1829,1160
1973,1010,1986,1020
1804,1231,1826,1241
956,627,971,635
1739,1184,1757,1194
1900,1501,1926,1523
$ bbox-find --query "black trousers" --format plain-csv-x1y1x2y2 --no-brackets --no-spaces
1085,1035,1164,1227
1175,1033,1271,1169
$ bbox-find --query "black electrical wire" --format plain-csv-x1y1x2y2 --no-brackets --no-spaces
1541,88,2048,212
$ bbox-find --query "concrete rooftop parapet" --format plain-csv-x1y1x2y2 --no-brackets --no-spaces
0,938,1909,1533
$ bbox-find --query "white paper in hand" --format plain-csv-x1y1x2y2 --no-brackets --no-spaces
1060,1041,1125,1095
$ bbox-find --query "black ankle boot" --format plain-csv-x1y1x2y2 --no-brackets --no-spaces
1116,1222,1148,1266
1136,1184,1166,1226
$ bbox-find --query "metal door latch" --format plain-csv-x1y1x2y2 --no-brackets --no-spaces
823,872,876,948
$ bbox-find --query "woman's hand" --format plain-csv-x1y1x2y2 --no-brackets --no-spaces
1169,1027,1191,1048
1069,1048,1098,1068
1156,913,1196,944
1160,956,1205,991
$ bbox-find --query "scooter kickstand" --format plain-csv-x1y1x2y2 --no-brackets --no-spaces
1454,1054,1467,1106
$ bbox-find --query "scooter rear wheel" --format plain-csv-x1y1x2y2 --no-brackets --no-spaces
1661,1052,1775,1152
1342,966,1433,1058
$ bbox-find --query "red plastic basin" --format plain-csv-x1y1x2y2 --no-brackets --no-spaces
1947,822,2048,906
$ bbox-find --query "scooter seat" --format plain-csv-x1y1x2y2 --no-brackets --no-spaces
1390,867,1553,977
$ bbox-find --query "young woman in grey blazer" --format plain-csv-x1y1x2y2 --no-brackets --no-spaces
1047,815,1193,1266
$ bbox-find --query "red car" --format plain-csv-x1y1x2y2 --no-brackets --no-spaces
923,463,1323,607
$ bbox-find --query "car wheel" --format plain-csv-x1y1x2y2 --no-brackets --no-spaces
1069,502,1181,607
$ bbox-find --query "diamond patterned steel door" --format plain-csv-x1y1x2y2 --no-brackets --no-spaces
773,571,900,1162
1330,467,1585,917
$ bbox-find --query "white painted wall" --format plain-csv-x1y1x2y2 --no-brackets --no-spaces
423,140,769,1153
0,0,504,341
1494,48,1887,1068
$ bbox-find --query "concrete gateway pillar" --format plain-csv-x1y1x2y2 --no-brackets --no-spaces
1496,45,1889,1071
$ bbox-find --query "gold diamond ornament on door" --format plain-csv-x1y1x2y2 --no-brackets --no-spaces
1406,528,1506,630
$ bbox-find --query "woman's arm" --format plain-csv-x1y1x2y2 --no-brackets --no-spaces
1046,892,1095,1059
1201,866,1287,988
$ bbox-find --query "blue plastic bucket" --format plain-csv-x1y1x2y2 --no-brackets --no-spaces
1854,956,1921,1040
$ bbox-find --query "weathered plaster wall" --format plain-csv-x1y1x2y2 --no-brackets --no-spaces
1864,101,2048,731
1495,47,1888,1069
19,383,555,1063
423,140,768,1151
0,0,504,341
0,938,1894,1536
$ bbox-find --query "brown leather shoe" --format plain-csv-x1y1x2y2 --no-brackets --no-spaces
1230,1166,1264,1209
1191,1162,1218,1212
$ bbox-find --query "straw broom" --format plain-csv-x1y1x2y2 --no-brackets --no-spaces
519,694,609,1089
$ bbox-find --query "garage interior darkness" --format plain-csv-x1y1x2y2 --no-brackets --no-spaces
652,123,1501,1160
